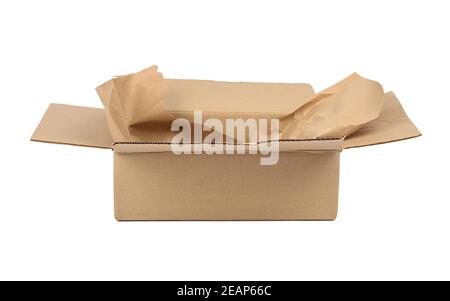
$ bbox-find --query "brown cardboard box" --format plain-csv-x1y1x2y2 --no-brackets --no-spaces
31,77,420,221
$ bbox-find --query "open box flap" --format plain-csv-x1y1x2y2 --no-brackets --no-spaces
343,92,421,148
165,79,314,120
31,92,419,151
30,103,342,152
31,103,113,149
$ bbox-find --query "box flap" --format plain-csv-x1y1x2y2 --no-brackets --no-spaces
343,92,421,148
31,92,419,151
165,79,314,120
31,103,113,149
31,103,342,153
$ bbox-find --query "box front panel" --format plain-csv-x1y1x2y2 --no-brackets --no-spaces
114,151,340,220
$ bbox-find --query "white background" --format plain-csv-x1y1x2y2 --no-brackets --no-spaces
0,0,449,280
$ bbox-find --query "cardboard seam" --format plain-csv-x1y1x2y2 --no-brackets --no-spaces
112,137,343,146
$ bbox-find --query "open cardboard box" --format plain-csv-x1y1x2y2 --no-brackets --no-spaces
31,71,420,221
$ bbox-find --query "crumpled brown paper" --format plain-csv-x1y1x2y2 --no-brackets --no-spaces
280,73,384,139
96,66,384,142
96,66,171,141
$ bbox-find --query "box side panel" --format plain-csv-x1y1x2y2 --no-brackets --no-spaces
114,151,340,221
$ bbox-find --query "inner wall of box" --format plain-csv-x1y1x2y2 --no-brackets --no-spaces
113,151,340,221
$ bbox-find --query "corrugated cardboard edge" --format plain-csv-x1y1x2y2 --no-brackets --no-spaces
112,138,343,153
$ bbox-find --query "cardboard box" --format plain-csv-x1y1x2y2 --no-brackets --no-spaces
31,75,420,221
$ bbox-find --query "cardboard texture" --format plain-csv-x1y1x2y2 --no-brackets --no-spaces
31,103,112,149
31,67,421,221
114,151,340,220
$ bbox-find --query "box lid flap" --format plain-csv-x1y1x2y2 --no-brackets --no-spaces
31,92,420,151
165,79,314,119
31,103,113,149
343,92,421,148
31,103,342,152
